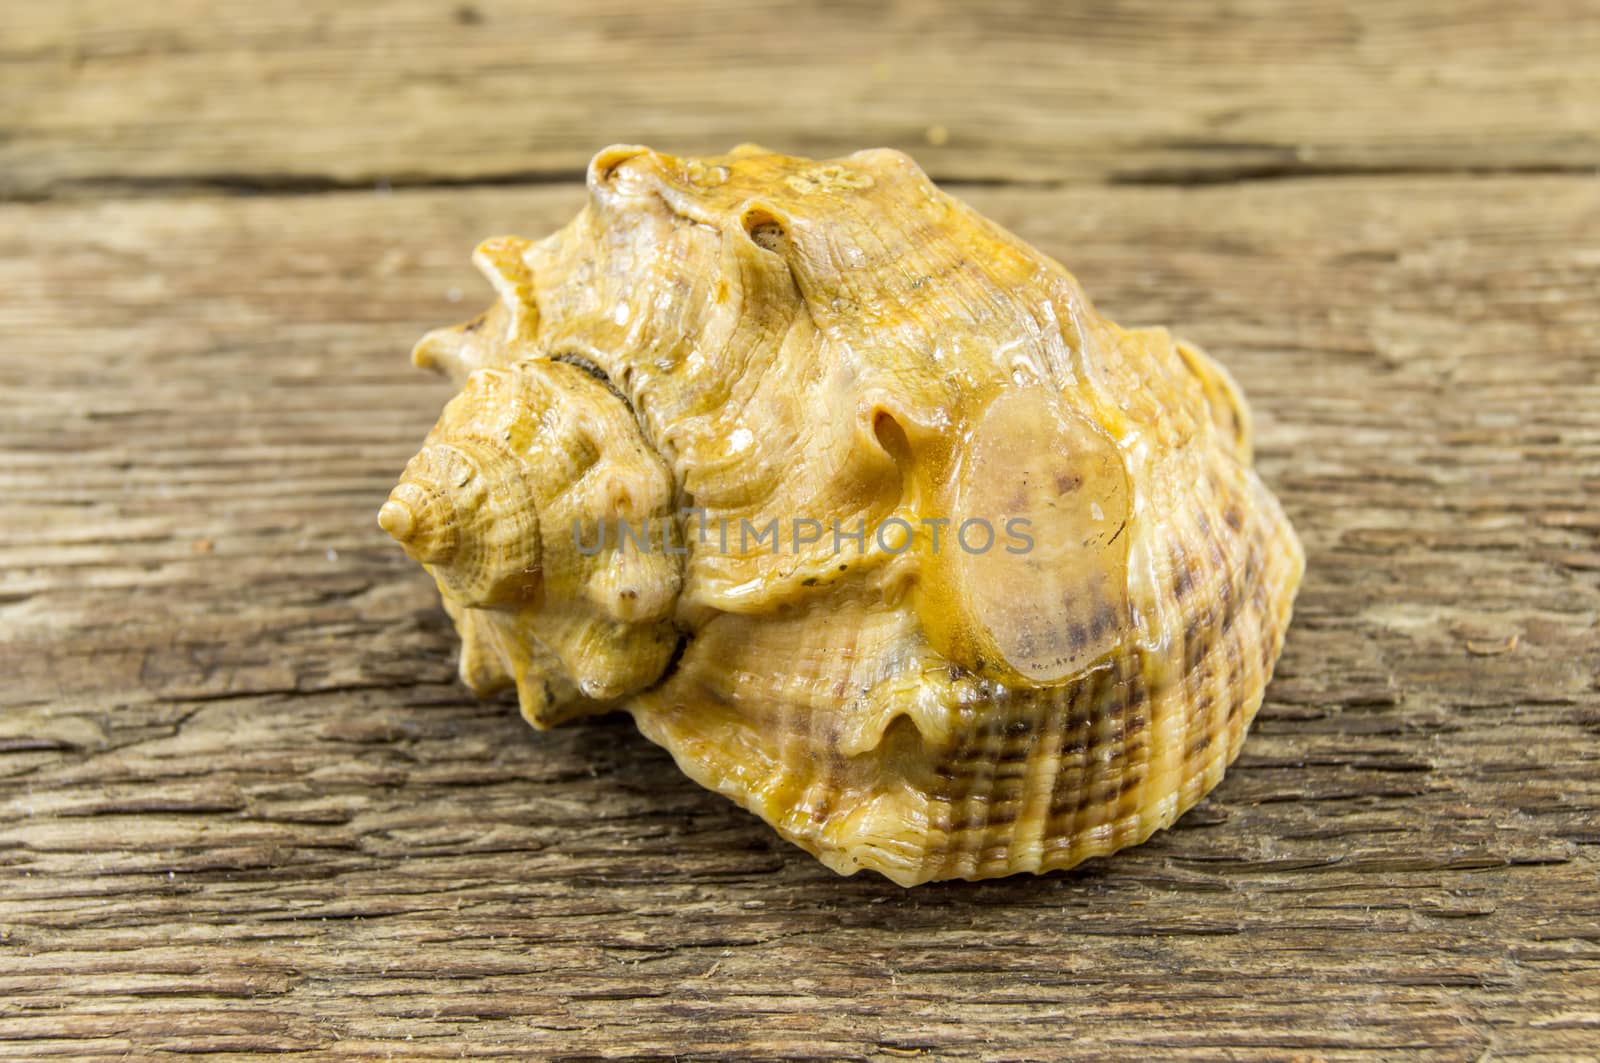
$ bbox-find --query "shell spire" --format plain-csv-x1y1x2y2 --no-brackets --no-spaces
380,144,1304,885
380,357,683,726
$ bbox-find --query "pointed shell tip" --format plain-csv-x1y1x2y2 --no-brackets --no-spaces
378,498,415,542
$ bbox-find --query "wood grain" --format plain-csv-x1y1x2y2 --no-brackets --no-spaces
2,173,1597,1059
5,0,1600,199
5,0,1600,1057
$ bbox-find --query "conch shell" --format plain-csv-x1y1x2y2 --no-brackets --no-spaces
380,144,1304,885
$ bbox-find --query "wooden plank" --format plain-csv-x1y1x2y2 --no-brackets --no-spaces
5,0,1600,198
1,173,1597,1058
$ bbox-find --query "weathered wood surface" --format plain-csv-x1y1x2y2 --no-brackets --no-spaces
6,0,1600,198
4,173,1598,1061
3,2,1600,1060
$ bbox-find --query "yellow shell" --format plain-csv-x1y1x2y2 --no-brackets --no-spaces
380,144,1305,885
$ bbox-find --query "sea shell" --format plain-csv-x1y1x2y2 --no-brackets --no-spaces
380,144,1304,885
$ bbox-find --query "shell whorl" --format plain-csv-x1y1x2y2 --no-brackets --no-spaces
382,440,542,605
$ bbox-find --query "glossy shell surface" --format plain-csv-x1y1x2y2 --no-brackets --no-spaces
380,144,1305,885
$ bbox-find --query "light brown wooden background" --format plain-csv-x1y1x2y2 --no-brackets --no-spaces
3,2,1598,1059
